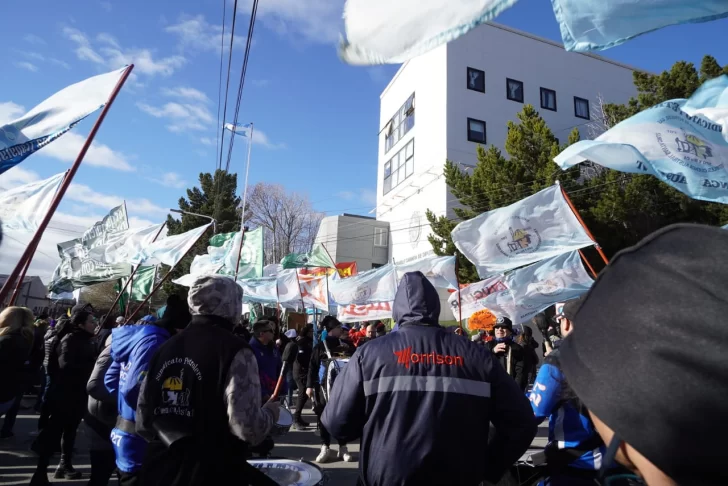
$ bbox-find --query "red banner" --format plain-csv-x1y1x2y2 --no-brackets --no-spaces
336,262,358,278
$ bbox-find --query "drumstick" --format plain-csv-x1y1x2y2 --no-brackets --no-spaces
267,362,289,403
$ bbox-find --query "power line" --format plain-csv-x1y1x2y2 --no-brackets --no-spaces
214,0,227,174
216,0,240,173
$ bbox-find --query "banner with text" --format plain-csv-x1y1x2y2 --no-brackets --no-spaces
338,301,393,323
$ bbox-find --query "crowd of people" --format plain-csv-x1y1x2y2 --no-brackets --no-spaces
0,223,725,486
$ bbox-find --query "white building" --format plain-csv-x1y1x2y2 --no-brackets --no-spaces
314,214,390,271
376,22,641,264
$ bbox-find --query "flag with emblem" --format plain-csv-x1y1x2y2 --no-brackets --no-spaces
329,264,397,305
0,172,65,232
281,243,336,269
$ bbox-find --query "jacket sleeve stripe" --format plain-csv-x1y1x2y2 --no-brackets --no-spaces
363,376,491,398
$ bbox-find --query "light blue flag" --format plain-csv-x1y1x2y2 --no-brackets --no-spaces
451,184,595,278
328,264,397,305
223,123,251,138
131,223,211,267
555,76,728,204
237,277,279,304
0,67,128,175
553,0,728,52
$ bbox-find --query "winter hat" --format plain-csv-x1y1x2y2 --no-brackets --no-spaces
493,316,513,330
187,275,243,323
115,316,125,325
284,329,297,339
560,224,728,485
321,315,342,331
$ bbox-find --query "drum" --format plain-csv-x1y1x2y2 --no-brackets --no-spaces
248,459,326,486
272,407,293,436
322,358,349,403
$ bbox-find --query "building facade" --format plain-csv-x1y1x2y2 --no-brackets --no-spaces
376,22,641,264
314,214,390,272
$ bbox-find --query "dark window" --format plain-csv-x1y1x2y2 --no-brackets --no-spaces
467,67,485,93
383,139,415,195
540,88,557,111
384,93,415,154
506,78,523,103
467,118,486,144
574,97,590,119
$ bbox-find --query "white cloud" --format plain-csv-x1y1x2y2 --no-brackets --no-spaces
137,101,214,133
41,132,136,172
0,166,40,189
148,172,187,189
23,34,46,45
199,137,214,146
63,27,105,64
15,61,38,72
50,58,72,70
67,183,168,215
0,101,26,124
161,86,210,103
251,128,285,149
239,0,344,44
96,32,120,48
165,14,243,52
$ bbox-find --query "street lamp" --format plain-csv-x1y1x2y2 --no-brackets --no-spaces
169,209,217,233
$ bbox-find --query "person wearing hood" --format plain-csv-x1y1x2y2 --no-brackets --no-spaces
322,271,537,486
104,301,182,485
135,275,280,486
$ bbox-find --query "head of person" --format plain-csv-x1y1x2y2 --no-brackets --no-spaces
70,310,96,336
321,315,343,338
560,224,728,485
340,325,351,339
493,316,513,340
299,324,313,339
187,275,243,332
253,320,276,345
554,298,582,338
71,302,95,317
115,316,126,327
392,271,440,328
0,306,35,344
284,329,297,340
365,323,377,339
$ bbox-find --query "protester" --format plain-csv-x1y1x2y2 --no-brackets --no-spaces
517,325,539,385
31,310,98,484
322,271,537,485
282,328,298,411
307,316,355,463
31,315,50,413
136,275,280,486
85,333,118,486
38,315,66,431
282,324,313,430
0,307,35,421
105,305,175,485
486,317,527,391
559,224,728,486
528,297,607,486
375,322,386,338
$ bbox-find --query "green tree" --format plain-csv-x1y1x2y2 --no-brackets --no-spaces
162,170,247,297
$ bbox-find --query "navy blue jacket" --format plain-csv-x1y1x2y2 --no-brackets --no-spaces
322,272,537,486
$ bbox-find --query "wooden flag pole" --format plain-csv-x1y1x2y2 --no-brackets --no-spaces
124,224,212,324
454,253,463,330
578,249,598,279
560,185,610,265
0,65,135,305
101,222,167,326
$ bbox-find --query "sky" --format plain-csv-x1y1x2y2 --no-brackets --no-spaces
0,0,726,282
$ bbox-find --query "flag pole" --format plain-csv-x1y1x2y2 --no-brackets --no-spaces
578,249,598,279
454,253,463,330
101,222,167,326
559,184,609,265
124,224,212,324
234,123,254,280
0,65,135,305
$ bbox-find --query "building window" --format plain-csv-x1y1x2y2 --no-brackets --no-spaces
384,93,415,153
540,88,557,111
374,227,388,247
467,118,486,144
383,139,414,195
506,78,523,103
574,97,590,119
467,67,485,93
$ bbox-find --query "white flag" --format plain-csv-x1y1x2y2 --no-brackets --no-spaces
451,184,594,278
0,67,129,174
329,264,397,305
395,255,458,289
87,223,166,265
277,269,302,305
0,172,64,232
132,223,211,267
238,277,278,304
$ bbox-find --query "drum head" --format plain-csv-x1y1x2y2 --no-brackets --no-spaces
249,459,324,486
277,407,293,427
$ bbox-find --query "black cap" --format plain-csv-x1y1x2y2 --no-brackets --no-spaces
321,315,342,331
560,224,728,485
561,297,584,322
493,316,512,330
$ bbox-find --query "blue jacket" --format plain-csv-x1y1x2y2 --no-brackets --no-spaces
529,350,606,471
322,271,537,486
248,337,285,400
105,324,170,473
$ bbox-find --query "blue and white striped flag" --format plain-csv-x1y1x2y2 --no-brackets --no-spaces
0,67,128,175
224,123,251,138
555,75,728,204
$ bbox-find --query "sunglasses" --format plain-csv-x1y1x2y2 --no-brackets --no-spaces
599,435,645,485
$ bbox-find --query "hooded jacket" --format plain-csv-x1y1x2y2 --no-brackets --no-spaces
105,323,170,473
322,271,537,486
248,337,284,400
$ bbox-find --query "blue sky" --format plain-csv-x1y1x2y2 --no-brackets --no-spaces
0,0,726,279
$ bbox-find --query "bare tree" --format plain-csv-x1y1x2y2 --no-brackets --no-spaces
246,183,324,264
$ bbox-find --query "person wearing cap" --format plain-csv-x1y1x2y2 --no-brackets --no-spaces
486,316,527,391
528,297,608,486
322,271,537,486
559,224,728,486
282,329,298,412
282,326,314,430
306,316,355,463
135,275,280,486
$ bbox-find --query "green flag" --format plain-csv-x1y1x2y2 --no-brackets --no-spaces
281,243,335,269
208,227,264,279
114,279,128,314
118,265,156,302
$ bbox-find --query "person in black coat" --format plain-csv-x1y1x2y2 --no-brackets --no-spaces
31,310,98,485
516,325,540,386
282,324,314,430
0,307,35,419
486,317,527,391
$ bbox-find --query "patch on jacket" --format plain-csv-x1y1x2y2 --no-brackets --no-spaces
394,347,465,369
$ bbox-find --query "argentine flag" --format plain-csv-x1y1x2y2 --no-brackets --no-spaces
224,123,252,138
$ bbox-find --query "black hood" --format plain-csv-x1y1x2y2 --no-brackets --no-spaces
392,271,440,328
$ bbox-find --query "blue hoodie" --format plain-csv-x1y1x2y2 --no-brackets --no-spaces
105,324,170,473
248,337,285,400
